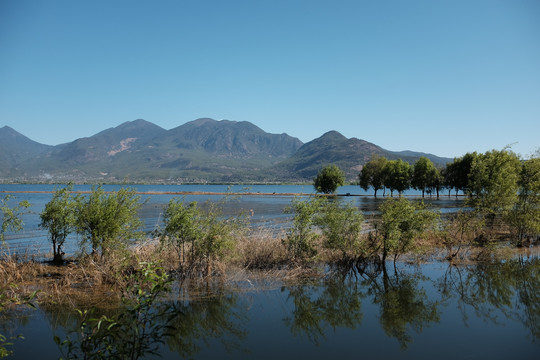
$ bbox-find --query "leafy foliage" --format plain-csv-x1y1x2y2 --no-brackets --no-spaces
507,156,540,246
313,164,345,194
374,197,439,262
383,159,412,196
284,197,325,262
359,156,388,197
0,195,30,245
316,199,364,258
40,185,76,263
160,197,246,276
467,149,521,224
74,186,143,258
412,157,437,198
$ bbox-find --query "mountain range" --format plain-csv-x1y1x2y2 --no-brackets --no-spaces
0,118,452,183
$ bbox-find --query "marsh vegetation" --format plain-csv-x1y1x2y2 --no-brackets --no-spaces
1,148,539,358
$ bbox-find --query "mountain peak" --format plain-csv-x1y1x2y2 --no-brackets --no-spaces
320,130,346,139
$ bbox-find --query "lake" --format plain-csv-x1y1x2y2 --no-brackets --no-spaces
4,184,536,360
4,258,540,359
0,183,464,257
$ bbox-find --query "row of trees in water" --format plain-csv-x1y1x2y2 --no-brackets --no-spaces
0,148,538,269
359,149,539,200
312,148,540,248
357,149,540,247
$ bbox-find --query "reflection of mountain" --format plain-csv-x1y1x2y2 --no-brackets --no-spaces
1,118,451,182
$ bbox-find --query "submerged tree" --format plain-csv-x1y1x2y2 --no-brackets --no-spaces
412,157,437,198
444,152,478,197
383,159,412,196
161,198,201,269
284,196,325,263
161,197,246,276
467,148,521,231
40,185,76,263
374,197,438,263
74,186,143,258
507,155,540,246
316,199,365,259
359,156,388,197
0,195,30,245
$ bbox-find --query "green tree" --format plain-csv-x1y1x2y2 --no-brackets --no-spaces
161,198,200,268
161,198,245,276
0,195,30,245
374,197,438,263
40,185,76,263
412,157,437,198
507,155,540,246
194,200,246,276
313,164,345,194
359,156,388,197
430,166,444,199
383,159,412,196
284,197,324,263
467,149,521,229
316,199,364,259
445,152,478,197
74,186,143,258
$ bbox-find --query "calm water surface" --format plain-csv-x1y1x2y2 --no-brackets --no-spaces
4,259,540,359
0,184,464,256
1,184,538,359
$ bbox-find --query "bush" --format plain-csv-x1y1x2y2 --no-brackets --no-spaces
316,199,364,258
284,197,325,263
374,197,439,263
74,186,143,258
160,198,246,276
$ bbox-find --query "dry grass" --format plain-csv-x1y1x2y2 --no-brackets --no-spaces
235,228,289,270
1,223,537,311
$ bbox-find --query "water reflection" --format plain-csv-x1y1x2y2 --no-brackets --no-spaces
41,281,248,359
165,285,248,358
283,274,364,345
4,257,540,359
283,263,441,349
438,257,540,341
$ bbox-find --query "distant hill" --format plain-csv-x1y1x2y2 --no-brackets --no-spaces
1,118,304,182
272,131,452,181
0,126,52,176
0,118,452,183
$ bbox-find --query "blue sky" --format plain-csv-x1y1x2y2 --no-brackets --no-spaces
1,0,539,158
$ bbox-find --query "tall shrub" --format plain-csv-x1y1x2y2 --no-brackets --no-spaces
74,186,143,258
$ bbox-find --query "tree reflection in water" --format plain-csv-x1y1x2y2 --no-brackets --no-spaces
362,264,441,349
165,283,248,358
48,278,247,360
283,262,441,349
283,273,364,345
439,256,540,341
27,257,540,358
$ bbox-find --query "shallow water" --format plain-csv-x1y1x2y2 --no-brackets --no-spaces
4,259,539,359
0,184,464,256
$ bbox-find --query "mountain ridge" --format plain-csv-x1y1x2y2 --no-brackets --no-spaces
0,119,452,183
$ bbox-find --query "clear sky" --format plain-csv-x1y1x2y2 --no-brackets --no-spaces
1,0,539,159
